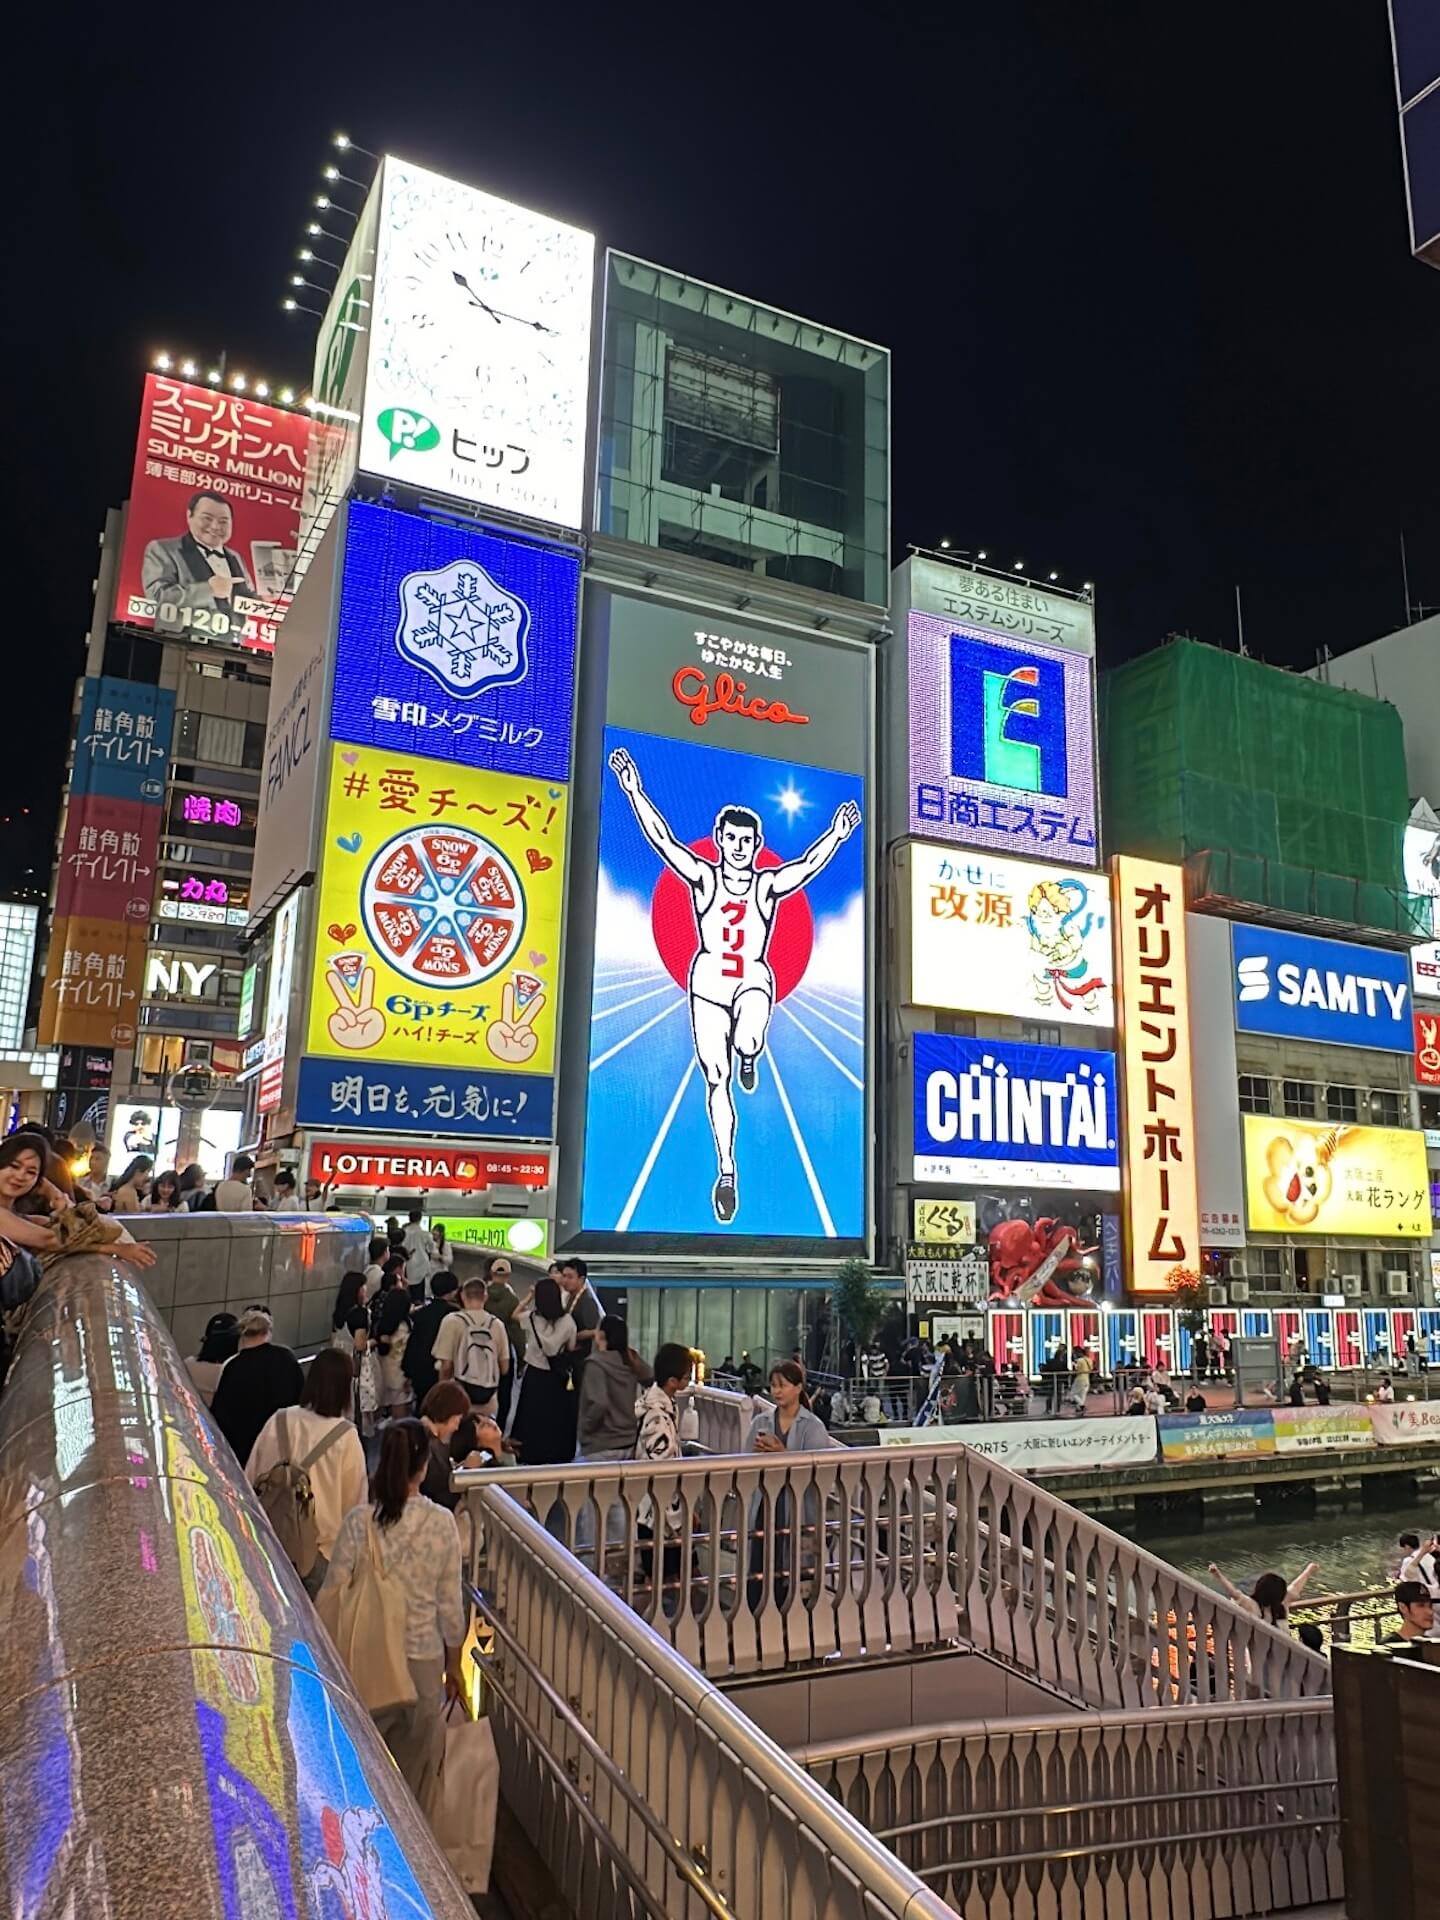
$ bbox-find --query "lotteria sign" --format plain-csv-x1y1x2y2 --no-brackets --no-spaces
913,1033,1120,1190
1232,924,1411,1051
308,1141,550,1191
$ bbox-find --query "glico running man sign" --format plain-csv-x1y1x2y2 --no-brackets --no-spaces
576,594,869,1249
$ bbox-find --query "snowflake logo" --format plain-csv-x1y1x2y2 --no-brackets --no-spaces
394,558,532,700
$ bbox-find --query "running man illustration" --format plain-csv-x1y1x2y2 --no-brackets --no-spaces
608,745,860,1223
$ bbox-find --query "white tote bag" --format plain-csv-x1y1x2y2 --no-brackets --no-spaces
317,1515,415,1715
432,1709,499,1893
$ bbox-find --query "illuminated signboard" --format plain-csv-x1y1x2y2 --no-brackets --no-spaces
0,902,37,1053
1232,923,1412,1051
904,553,1095,655
911,1197,976,1245
1113,856,1200,1293
359,155,595,530
307,1141,549,1192
1243,1116,1432,1239
1416,1009,1440,1088
906,610,1097,864
113,373,307,652
295,1056,552,1139
908,844,1112,1025
1406,806,1440,999
330,501,580,781
306,743,565,1079
578,592,868,1245
913,1033,1119,1190
259,890,301,1114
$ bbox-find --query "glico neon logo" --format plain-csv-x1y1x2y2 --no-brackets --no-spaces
671,666,809,730
948,633,1066,795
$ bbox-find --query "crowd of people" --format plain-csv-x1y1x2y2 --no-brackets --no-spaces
70,1145,330,1214
183,1236,860,1816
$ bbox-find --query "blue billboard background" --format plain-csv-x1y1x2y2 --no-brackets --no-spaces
74,677,174,803
331,501,580,781
580,724,865,1240
1232,924,1411,1051
296,1056,553,1139
913,1033,1119,1185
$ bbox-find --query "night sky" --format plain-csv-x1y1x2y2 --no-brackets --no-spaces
11,3,1436,895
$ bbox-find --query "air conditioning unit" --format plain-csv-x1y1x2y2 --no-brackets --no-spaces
1228,1279,1251,1303
1385,1271,1411,1298
479,1183,543,1217
1341,1274,1364,1298
1206,1284,1228,1307
1224,1255,1246,1279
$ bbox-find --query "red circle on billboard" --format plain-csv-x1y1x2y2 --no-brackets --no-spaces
650,839,814,999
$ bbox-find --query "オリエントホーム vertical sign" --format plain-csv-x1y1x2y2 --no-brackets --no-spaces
1112,856,1200,1292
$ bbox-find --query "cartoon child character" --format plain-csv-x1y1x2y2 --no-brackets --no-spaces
1027,879,1106,1013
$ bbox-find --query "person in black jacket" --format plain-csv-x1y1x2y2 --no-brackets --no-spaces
404,1270,462,1408
210,1309,303,1468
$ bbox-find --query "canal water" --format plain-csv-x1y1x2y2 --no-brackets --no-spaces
1114,1493,1438,1597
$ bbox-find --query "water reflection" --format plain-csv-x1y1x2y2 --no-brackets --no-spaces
1116,1503,1431,1594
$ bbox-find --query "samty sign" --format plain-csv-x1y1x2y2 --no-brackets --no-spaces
1113,856,1200,1293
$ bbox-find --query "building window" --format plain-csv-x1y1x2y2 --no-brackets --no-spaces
1369,1089,1402,1128
1238,1075,1272,1115
935,1012,976,1038
1323,1084,1359,1124
1282,1080,1318,1118
1246,1249,1286,1284
597,255,890,604
1020,1022,1061,1047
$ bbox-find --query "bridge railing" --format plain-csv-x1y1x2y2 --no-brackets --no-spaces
794,1698,1341,1920
686,1382,755,1454
470,1480,959,1920
458,1441,1329,1708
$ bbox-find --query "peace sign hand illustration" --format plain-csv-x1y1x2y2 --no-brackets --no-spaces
326,963,386,1051
487,981,546,1064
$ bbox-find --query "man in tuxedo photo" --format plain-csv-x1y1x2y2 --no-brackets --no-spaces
141,490,253,615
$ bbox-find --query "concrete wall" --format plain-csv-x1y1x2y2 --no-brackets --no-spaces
123,1212,371,1358
1315,614,1440,805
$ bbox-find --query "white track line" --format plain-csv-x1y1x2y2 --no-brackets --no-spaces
777,1003,864,1089
589,993,686,1070
788,992,865,1045
615,1059,697,1231
794,985,866,1024
591,983,677,1021
765,1045,837,1237
592,970,668,996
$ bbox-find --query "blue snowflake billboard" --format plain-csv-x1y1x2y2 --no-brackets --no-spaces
330,500,581,782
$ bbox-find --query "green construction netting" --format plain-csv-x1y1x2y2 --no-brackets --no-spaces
1100,639,1421,931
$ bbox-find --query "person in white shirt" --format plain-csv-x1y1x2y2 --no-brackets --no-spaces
246,1349,367,1594
215,1154,259,1211
322,1418,465,1812
511,1277,578,1465
432,1277,510,1415
1398,1531,1440,1599
362,1236,388,1302
400,1209,436,1290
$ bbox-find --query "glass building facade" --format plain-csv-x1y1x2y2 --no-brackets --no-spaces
598,255,889,605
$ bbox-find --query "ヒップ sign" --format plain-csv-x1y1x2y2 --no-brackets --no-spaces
1113,857,1200,1292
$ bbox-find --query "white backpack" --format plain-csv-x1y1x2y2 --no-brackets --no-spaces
455,1311,500,1394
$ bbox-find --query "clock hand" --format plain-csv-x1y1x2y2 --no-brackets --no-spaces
452,269,502,322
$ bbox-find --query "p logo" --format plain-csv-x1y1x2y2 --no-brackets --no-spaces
377,407,440,458
948,633,1067,795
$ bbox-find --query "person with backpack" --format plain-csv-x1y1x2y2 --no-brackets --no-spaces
432,1277,511,1417
247,1349,367,1596
483,1256,525,1431
320,1418,465,1813
510,1276,578,1465
403,1270,463,1408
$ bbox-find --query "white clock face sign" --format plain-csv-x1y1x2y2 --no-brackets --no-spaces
360,155,595,531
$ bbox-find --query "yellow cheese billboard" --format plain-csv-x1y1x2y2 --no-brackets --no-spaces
1242,1117,1432,1239
308,743,565,1075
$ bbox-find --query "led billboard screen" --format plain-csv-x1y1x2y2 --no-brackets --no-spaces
578,595,868,1245
906,613,1097,862
913,1033,1120,1190
113,374,307,652
1232,924,1412,1051
1243,1116,1432,1239
330,502,579,781
1405,810,1440,999
908,844,1112,1025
